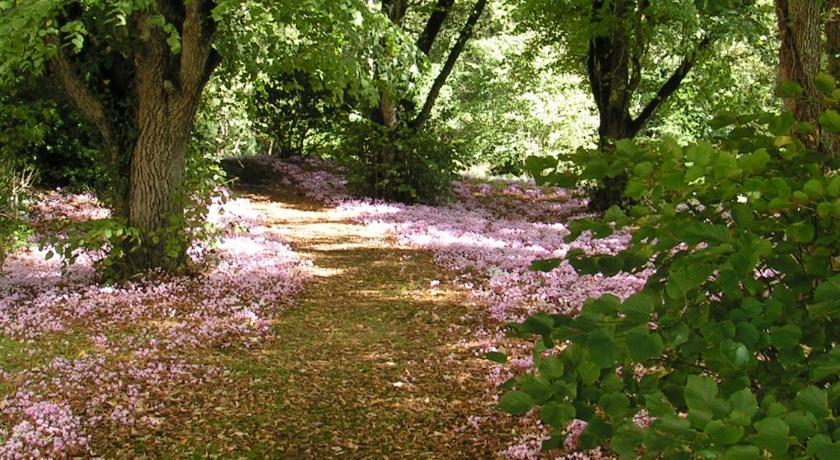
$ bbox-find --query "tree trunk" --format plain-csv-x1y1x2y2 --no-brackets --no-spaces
828,0,840,77
125,9,217,272
50,0,219,275
412,0,489,129
126,95,197,271
417,0,456,55
775,0,822,143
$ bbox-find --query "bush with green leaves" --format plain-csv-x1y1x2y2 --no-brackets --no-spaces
339,120,465,204
498,76,840,458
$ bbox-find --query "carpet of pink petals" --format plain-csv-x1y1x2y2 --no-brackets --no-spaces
0,190,312,458
260,156,649,459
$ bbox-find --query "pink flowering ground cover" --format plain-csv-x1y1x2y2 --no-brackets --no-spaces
252,156,649,459
0,190,312,458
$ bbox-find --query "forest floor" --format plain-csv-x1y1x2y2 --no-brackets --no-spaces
1,157,638,459
183,178,520,458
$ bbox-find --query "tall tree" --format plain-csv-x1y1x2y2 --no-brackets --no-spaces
517,0,762,210
775,0,821,129
828,0,840,76
517,0,759,148
374,0,489,130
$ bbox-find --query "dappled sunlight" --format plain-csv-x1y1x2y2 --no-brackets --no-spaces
0,190,313,456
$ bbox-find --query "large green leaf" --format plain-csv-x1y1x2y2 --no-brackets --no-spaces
685,375,718,413
625,327,664,362
795,386,829,419
499,391,535,415
819,109,840,134
749,417,790,455
540,401,575,428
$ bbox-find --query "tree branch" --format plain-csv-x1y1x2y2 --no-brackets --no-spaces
628,0,650,94
412,0,488,129
629,34,713,137
416,0,456,55
48,39,115,148
179,0,217,95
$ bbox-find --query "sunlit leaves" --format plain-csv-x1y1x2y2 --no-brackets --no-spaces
505,103,840,457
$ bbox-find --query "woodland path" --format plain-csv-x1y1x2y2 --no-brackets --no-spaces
188,176,518,459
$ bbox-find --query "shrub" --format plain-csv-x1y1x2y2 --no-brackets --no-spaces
339,120,465,204
500,77,840,458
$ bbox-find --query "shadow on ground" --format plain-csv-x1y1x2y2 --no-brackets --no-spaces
151,173,521,459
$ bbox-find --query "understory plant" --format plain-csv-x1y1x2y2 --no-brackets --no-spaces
339,120,465,204
498,76,840,458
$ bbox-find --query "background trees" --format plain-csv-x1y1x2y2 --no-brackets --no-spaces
516,0,771,146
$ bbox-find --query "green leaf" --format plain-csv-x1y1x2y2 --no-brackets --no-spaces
785,411,817,440
633,161,654,178
787,221,815,243
770,324,802,350
499,391,535,415
521,375,553,402
778,82,803,97
819,109,840,134
586,294,621,315
485,352,507,363
622,291,658,324
611,423,643,457
795,386,829,418
704,420,743,445
804,179,825,198
811,346,840,381
525,156,557,184
721,445,760,460
625,328,664,362
749,417,790,455
599,392,630,419
710,111,738,129
540,401,575,428
579,417,612,449
530,258,562,272
815,72,836,94
769,111,795,135
827,176,840,197
809,275,840,318
807,434,837,460
539,356,565,379
685,375,718,413
728,388,758,420
587,330,619,368
520,313,554,337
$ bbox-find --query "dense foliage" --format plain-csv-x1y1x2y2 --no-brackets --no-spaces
339,120,464,203
497,76,840,457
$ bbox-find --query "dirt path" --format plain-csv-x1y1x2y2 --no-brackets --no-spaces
176,183,518,459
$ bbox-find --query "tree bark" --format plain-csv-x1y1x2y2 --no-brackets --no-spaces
775,0,822,139
126,6,218,271
828,0,840,77
416,0,456,55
